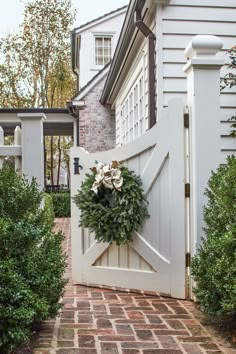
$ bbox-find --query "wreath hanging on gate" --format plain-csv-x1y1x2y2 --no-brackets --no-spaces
73,161,149,245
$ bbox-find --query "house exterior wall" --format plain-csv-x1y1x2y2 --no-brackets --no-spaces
157,0,236,160
158,0,236,107
113,0,236,157
78,11,126,88
79,76,115,153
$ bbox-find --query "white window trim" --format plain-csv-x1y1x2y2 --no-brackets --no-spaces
91,31,115,69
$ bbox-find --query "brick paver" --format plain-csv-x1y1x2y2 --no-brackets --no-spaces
33,218,235,354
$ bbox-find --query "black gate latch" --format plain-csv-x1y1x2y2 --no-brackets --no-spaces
74,157,83,175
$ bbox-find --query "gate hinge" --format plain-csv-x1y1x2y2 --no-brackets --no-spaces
186,252,191,268
184,113,189,128
185,183,190,198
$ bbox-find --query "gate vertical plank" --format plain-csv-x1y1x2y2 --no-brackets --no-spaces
168,99,186,298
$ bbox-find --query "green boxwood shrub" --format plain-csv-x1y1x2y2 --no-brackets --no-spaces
191,155,236,317
48,190,71,217
0,167,67,353
0,259,48,353
42,193,55,227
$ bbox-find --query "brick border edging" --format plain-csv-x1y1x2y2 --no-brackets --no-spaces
73,282,174,299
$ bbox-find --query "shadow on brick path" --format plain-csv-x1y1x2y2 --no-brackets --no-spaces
33,218,235,354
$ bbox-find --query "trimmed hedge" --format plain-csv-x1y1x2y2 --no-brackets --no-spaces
48,190,71,217
0,167,67,353
42,193,55,227
191,155,236,317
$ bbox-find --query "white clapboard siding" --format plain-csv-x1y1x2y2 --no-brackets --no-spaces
163,36,235,52
166,0,236,8
163,6,236,22
220,94,236,108
220,120,236,163
156,0,236,162
220,120,236,150
163,63,232,79
221,137,236,150
161,0,236,104
161,1,236,104
221,109,236,120
164,22,236,38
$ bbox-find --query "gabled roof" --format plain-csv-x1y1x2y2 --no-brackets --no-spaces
74,5,128,33
100,0,170,104
71,63,111,103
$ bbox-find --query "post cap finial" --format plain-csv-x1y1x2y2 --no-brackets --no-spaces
185,35,223,59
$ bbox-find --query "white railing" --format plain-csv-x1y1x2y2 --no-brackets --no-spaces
0,126,22,172
0,113,46,189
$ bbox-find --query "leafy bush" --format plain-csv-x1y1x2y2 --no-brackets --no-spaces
0,259,47,353
42,193,55,227
0,167,67,353
48,190,71,217
0,166,41,220
191,155,236,316
221,46,236,136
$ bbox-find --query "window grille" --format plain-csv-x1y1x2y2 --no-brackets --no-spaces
95,36,112,66
121,73,145,144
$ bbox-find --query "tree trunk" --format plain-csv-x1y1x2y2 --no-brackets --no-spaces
50,136,54,185
57,136,61,185
44,136,47,186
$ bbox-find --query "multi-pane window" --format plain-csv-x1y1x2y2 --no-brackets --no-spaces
134,84,138,139
121,73,145,144
95,36,112,66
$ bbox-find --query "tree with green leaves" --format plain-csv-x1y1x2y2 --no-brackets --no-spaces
221,46,236,136
0,0,76,185
0,0,76,108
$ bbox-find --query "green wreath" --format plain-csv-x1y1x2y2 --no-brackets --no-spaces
73,161,149,245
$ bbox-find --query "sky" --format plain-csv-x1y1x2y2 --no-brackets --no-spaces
0,0,129,37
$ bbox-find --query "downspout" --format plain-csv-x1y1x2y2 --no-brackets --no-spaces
135,9,156,129
71,30,80,91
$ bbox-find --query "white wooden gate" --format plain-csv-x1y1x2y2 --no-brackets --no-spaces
71,99,188,299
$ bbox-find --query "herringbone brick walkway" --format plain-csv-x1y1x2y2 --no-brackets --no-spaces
33,218,235,354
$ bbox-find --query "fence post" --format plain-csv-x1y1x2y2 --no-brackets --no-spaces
0,126,4,169
18,113,46,190
14,126,22,173
183,35,225,253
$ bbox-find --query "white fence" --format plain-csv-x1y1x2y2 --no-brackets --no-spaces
70,35,236,299
0,113,46,189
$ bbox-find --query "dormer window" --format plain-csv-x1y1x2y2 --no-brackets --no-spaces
95,36,112,66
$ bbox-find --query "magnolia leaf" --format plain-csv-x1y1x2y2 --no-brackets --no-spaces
73,165,149,245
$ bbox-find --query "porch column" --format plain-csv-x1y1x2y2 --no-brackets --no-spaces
183,35,224,252
18,113,46,190
73,118,78,147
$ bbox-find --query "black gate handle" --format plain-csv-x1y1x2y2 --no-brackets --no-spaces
74,157,83,175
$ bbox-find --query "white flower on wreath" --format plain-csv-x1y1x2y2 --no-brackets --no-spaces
91,161,123,194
